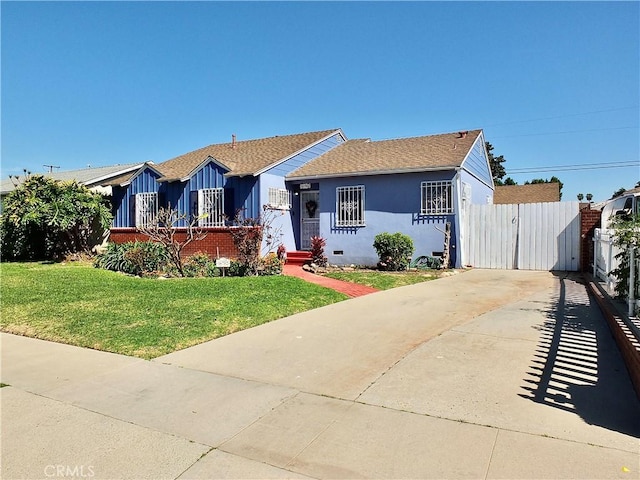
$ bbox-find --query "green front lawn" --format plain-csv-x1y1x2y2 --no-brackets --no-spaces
0,262,346,359
322,269,442,290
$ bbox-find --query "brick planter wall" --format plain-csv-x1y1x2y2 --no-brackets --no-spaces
109,228,241,258
580,205,602,273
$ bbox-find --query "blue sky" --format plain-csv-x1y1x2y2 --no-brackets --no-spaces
2,1,638,202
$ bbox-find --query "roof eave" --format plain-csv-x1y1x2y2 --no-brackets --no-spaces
116,163,165,187
83,163,147,186
287,165,459,181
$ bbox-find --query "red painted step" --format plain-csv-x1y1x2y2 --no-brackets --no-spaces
286,251,312,266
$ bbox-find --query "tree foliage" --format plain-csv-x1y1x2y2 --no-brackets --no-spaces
228,208,284,276
486,142,506,185
136,206,207,277
1,175,112,260
609,213,639,307
612,187,627,199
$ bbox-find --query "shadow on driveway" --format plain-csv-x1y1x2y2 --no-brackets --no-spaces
520,274,640,439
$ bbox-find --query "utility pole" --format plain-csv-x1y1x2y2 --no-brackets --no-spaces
43,164,60,173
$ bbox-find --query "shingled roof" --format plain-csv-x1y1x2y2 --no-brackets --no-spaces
155,129,342,181
286,130,483,180
1,163,143,194
493,183,561,204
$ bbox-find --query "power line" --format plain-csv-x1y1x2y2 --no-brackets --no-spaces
507,161,640,174
492,126,638,139
482,105,639,128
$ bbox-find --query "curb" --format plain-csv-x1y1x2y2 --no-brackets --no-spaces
584,273,640,401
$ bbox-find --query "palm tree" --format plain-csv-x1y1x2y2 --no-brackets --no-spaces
586,193,593,202
577,193,584,201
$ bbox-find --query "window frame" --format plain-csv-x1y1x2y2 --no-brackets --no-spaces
197,187,225,227
421,180,454,215
336,185,365,227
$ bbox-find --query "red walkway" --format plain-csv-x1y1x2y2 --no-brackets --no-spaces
282,264,379,298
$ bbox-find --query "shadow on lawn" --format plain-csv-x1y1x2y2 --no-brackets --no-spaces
520,273,640,438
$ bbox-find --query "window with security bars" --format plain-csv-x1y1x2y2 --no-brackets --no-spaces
268,187,291,210
336,185,365,226
198,188,225,227
421,181,453,215
135,192,158,228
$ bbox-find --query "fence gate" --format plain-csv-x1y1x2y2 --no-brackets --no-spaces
464,201,580,271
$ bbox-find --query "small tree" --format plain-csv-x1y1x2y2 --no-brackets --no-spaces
373,232,414,271
577,193,584,201
310,236,327,266
136,206,206,277
586,193,593,202
228,207,284,276
609,213,639,306
1,175,112,260
486,142,506,185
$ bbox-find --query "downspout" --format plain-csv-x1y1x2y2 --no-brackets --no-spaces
453,169,462,268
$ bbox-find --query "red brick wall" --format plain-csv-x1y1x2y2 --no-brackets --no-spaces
109,228,241,258
580,206,602,273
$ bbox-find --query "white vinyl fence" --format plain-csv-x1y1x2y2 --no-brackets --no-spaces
464,201,580,271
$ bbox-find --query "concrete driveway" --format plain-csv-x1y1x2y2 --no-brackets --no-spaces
1,269,638,479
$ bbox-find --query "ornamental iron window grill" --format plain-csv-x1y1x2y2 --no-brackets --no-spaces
198,188,225,227
135,192,158,228
421,181,453,215
336,185,365,226
268,187,291,210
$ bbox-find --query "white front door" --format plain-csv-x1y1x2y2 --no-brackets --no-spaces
300,191,319,250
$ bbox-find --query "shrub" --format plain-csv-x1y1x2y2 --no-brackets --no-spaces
310,236,328,266
181,252,220,278
259,253,283,276
373,232,414,271
1,175,112,261
94,241,168,276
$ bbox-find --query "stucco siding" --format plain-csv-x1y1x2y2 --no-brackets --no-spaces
317,172,458,266
461,135,493,188
260,173,296,251
268,133,344,176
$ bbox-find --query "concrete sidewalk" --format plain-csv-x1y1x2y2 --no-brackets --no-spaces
2,269,639,479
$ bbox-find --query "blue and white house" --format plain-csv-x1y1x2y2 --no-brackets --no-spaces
106,128,494,267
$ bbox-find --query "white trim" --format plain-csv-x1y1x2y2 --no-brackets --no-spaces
251,129,346,177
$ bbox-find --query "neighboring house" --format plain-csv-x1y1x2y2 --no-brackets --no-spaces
493,183,560,204
106,128,494,267
0,163,144,214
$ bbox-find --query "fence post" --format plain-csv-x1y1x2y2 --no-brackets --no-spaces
630,247,636,317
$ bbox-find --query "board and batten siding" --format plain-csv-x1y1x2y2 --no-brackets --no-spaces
111,168,163,228
167,161,228,226
465,201,580,271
